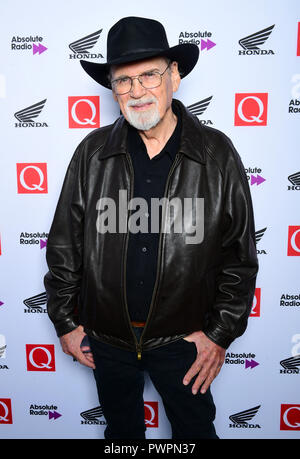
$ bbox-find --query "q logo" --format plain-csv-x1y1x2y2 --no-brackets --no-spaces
68,96,100,128
250,288,261,317
0,399,12,424
17,163,48,194
280,405,300,430
26,344,55,372
287,226,300,256
234,93,268,126
144,401,159,428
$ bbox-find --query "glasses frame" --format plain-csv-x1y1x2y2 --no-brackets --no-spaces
111,62,171,95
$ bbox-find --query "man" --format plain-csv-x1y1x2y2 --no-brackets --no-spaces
44,16,258,439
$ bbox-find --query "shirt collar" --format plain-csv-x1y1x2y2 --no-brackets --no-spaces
127,105,181,161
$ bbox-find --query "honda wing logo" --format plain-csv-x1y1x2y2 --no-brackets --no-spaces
23,292,47,313
14,99,48,127
187,96,213,116
280,355,300,371
288,171,300,186
80,406,106,425
69,29,102,53
229,405,261,428
0,345,6,358
24,292,47,309
187,96,213,125
255,227,266,244
69,30,103,59
239,25,275,54
14,99,46,123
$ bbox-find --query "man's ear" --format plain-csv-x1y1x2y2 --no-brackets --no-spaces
112,90,118,102
171,61,181,93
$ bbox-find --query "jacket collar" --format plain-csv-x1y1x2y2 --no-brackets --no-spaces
98,98,206,164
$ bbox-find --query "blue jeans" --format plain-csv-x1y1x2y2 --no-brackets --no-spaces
88,331,218,439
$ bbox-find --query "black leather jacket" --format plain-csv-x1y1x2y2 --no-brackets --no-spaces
44,99,258,354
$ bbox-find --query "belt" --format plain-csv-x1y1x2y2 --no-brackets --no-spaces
131,321,146,328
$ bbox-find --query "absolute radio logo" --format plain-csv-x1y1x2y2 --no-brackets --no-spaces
14,99,48,128
69,29,103,59
68,96,100,129
17,163,48,194
29,403,62,420
287,226,300,256
225,352,259,369
234,93,268,126
19,232,48,248
187,96,213,125
289,74,300,114
11,35,47,54
245,167,266,187
280,405,300,430
178,30,216,52
280,292,300,308
0,399,13,424
238,25,275,55
26,344,55,371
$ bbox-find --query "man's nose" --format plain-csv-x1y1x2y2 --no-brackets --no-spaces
130,77,146,98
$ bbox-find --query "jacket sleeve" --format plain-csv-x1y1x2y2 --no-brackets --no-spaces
44,145,85,337
203,137,259,349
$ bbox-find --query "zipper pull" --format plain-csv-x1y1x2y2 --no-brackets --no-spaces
137,345,142,360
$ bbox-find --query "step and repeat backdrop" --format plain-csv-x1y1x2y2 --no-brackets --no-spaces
0,0,299,439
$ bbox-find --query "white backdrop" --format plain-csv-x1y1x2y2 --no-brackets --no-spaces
0,0,300,439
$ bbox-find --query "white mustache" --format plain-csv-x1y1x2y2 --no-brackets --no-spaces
126,97,157,108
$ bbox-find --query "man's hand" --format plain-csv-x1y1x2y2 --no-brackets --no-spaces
59,325,95,369
182,331,225,395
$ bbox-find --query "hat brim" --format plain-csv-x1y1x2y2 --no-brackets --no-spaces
80,43,199,89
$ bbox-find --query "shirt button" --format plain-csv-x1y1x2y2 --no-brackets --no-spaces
146,178,152,183
142,246,147,252
139,280,144,286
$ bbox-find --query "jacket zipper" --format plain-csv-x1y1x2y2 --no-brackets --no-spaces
138,152,182,359
122,151,141,358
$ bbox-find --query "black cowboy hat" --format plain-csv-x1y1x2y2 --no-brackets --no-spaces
80,16,199,89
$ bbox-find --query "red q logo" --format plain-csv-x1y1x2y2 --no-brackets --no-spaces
68,96,100,128
0,399,13,424
280,404,300,430
250,288,261,317
287,226,300,256
144,401,159,428
234,93,268,126
17,163,48,194
26,344,55,371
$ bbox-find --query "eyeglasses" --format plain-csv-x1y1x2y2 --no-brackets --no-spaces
111,63,171,95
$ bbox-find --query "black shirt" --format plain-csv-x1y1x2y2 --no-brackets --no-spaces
126,111,181,322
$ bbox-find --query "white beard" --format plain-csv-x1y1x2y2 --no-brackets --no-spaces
124,97,161,131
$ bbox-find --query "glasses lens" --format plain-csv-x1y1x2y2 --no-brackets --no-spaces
113,77,131,95
140,72,161,89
